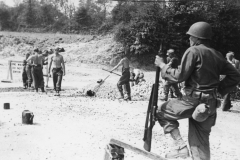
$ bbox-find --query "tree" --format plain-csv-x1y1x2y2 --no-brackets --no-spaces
25,0,35,25
74,6,92,29
0,2,11,30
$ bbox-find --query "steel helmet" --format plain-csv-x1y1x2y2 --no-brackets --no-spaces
167,49,175,55
186,22,213,40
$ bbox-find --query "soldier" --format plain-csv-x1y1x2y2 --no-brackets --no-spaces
110,44,131,100
48,47,65,96
26,48,46,92
160,49,182,101
154,22,240,159
221,52,240,111
22,60,28,89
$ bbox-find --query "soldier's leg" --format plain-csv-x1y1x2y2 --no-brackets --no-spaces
160,83,170,101
52,68,58,91
157,96,199,158
39,68,45,92
22,70,28,89
56,70,63,92
188,112,216,160
117,81,124,99
32,68,38,92
222,93,231,111
169,86,175,98
124,82,131,100
171,83,183,98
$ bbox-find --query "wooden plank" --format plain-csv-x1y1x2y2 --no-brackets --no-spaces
110,139,166,160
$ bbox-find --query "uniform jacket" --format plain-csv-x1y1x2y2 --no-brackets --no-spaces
161,44,240,97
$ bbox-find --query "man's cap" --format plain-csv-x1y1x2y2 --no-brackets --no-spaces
34,48,39,52
226,52,234,58
167,49,175,55
55,47,65,52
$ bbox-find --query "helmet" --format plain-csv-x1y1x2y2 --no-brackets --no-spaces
167,49,174,55
186,22,213,40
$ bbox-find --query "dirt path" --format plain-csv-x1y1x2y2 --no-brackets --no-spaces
0,58,240,160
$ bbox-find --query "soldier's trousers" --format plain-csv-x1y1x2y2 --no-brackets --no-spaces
52,68,63,91
221,93,232,111
32,66,44,89
117,71,131,97
22,67,28,87
163,82,181,97
156,93,217,160
26,66,33,86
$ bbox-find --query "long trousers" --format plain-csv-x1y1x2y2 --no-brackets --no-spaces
163,82,182,97
22,66,28,87
156,93,217,160
52,68,63,91
26,66,33,87
221,93,232,111
117,69,131,97
32,66,44,89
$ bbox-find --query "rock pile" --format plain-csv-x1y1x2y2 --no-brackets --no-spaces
80,81,165,101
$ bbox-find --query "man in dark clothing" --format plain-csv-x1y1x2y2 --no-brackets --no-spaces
27,48,46,92
160,49,182,101
110,45,131,100
221,52,240,111
22,60,28,89
154,22,240,159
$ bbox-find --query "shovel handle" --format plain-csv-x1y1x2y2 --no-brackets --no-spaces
102,68,121,76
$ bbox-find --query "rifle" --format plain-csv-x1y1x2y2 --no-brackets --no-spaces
143,42,166,152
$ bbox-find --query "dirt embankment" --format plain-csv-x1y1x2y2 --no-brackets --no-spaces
0,32,125,67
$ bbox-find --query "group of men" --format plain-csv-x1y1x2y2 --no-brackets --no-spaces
20,21,240,160
22,47,65,96
112,21,240,160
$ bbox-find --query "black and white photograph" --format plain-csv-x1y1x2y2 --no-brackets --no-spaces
0,0,240,160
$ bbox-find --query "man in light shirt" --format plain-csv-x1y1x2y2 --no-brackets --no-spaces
48,47,65,96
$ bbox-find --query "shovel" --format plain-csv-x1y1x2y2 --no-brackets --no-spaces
102,68,121,76
86,75,110,96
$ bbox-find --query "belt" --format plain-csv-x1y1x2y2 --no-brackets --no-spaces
191,89,217,102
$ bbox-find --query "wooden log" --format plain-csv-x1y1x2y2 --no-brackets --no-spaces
4,103,10,109
110,139,166,160
22,110,34,124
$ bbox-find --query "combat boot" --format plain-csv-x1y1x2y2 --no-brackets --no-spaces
41,87,45,92
124,94,131,101
165,128,190,159
117,92,124,99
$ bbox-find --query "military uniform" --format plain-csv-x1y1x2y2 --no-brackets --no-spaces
155,22,240,160
27,53,45,92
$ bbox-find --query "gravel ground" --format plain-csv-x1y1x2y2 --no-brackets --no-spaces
1,56,240,160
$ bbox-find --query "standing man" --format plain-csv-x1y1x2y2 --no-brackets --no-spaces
27,48,46,92
110,44,131,100
160,49,182,101
154,22,240,159
48,47,65,96
221,51,240,111
25,52,33,88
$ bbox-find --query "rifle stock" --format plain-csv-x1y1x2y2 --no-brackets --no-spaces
143,84,154,142
143,42,165,152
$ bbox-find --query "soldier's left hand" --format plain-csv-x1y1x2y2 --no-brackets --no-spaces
155,56,166,68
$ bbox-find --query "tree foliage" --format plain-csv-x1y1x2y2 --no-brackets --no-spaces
112,0,240,61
